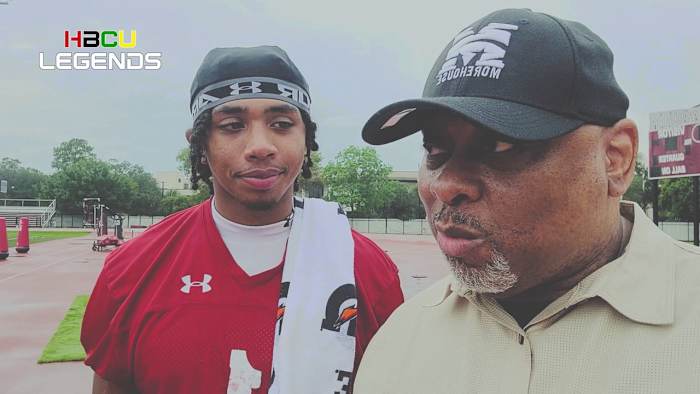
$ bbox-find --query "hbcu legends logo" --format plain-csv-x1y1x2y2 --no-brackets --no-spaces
39,30,161,70
436,23,518,85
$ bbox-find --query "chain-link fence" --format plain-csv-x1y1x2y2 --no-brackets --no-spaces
348,218,431,235
50,214,166,228
46,213,696,242
657,222,696,242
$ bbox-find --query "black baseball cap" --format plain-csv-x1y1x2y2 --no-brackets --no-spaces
190,46,311,121
362,8,629,144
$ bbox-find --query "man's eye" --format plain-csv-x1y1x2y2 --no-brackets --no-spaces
493,140,515,153
422,141,447,156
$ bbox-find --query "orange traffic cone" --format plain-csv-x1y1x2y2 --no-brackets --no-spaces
0,218,8,260
15,217,29,254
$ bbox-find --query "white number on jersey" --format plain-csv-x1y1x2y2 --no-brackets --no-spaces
227,349,261,394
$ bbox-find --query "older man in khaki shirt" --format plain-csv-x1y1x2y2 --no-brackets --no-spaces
355,8,700,394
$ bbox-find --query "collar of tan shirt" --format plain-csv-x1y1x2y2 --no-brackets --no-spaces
427,201,676,328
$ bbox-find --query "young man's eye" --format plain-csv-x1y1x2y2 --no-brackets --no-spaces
219,121,245,131
271,120,294,129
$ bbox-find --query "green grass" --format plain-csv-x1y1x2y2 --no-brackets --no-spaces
38,295,88,363
5,230,90,244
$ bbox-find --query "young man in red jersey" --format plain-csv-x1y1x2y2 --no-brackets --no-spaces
81,46,404,394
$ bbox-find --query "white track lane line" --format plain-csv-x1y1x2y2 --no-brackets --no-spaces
0,255,80,284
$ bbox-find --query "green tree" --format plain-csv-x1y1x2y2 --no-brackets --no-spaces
158,185,211,215
658,177,694,221
297,151,324,198
176,147,191,177
40,158,137,213
159,190,195,215
0,157,47,198
51,138,97,170
322,146,393,217
624,159,654,210
110,160,163,215
42,139,162,215
0,157,46,198
380,183,425,220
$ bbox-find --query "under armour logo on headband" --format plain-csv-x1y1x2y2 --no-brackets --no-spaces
191,77,311,119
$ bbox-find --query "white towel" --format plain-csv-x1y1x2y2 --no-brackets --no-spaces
269,197,357,394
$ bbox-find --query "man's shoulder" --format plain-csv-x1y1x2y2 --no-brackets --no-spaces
390,275,453,320
362,275,453,340
111,201,204,257
100,202,207,288
671,239,700,263
354,276,454,391
669,241,700,317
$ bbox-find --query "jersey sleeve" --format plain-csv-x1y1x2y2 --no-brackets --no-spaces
80,254,133,387
351,231,405,373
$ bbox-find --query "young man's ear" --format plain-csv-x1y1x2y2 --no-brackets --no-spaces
185,128,193,144
605,118,638,198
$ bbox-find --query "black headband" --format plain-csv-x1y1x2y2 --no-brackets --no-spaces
190,77,311,120
190,46,311,121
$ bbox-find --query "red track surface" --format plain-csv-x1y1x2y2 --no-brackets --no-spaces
0,232,449,394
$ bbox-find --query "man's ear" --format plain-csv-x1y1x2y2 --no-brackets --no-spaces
185,128,193,143
605,118,638,198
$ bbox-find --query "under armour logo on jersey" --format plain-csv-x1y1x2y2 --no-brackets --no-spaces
180,274,213,294
436,22,519,84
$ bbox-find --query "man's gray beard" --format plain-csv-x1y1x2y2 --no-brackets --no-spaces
446,250,518,295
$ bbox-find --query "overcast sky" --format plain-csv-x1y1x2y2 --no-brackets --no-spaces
1,0,698,174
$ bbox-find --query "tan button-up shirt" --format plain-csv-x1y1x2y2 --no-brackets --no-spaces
355,202,700,393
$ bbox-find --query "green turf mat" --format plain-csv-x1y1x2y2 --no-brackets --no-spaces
6,230,90,245
37,295,88,363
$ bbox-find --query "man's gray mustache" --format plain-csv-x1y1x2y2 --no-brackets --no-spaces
432,205,487,234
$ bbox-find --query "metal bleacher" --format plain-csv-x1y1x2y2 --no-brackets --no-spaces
0,199,56,228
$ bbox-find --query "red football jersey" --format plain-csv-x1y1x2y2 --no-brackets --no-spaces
81,199,403,393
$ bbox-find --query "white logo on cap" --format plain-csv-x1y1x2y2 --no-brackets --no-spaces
436,23,519,85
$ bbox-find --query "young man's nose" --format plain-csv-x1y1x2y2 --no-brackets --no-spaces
244,128,278,161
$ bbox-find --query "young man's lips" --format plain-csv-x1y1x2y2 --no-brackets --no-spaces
435,231,484,257
237,168,284,190
240,174,280,190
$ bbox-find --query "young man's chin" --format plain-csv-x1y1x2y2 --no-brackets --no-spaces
237,188,292,211
243,199,279,211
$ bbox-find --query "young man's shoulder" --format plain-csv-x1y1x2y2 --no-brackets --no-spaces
348,230,404,370
100,201,209,289
351,230,399,276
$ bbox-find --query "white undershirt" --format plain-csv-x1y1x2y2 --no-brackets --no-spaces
211,199,291,276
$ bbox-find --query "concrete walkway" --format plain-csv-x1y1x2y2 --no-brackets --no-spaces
0,232,449,394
